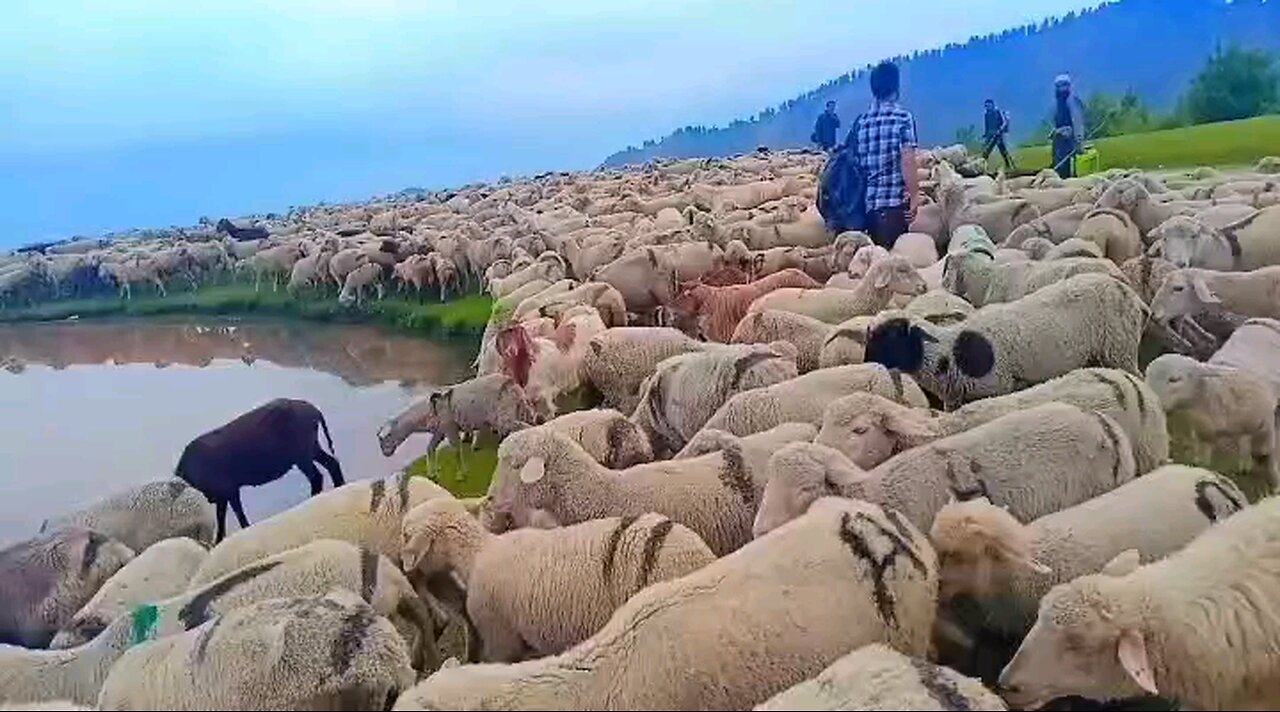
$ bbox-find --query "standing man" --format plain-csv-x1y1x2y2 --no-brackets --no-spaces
982,98,1016,171
1051,74,1086,179
851,61,920,248
812,100,841,153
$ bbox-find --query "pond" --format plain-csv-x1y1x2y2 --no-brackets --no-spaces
0,318,476,544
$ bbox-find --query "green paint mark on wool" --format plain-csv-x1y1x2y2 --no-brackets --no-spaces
130,604,159,646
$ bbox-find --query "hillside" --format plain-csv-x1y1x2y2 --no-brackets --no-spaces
604,0,1280,166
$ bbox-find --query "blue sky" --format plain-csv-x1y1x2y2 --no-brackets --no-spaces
0,0,1098,245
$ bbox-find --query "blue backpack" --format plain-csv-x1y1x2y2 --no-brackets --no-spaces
816,117,867,233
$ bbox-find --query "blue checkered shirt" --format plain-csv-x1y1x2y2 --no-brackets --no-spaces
851,101,918,211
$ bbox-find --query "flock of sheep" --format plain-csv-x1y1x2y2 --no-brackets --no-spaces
3,146,1280,710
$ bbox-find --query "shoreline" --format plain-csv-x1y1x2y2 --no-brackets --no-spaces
0,282,492,339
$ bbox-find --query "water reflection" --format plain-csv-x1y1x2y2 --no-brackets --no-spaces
0,319,476,543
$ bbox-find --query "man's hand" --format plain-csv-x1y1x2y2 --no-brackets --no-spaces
906,193,920,223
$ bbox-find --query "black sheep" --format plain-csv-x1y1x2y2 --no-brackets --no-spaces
215,218,269,242
175,398,343,542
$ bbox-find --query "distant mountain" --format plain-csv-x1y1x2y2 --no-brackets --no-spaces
603,0,1280,166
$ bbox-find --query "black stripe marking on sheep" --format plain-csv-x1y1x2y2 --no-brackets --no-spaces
165,479,188,500
731,351,778,390
718,441,755,506
911,658,973,711
331,607,378,674
1121,371,1150,418
888,369,905,404
81,531,106,575
369,478,386,513
67,615,109,644
824,328,865,346
1091,411,1125,483
179,560,283,629
602,515,639,583
396,471,411,513
838,511,927,628
637,519,675,589
192,615,223,664
359,548,379,603
1088,371,1128,412
1195,478,1244,521
604,417,632,469
942,456,989,502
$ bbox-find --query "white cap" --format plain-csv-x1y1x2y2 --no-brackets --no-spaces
1054,74,1072,86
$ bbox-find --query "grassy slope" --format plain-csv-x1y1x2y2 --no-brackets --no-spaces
1011,114,1280,172
0,283,492,336
403,435,500,499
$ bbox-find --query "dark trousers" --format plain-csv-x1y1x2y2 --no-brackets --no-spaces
869,207,908,248
982,134,1015,169
1053,138,1077,179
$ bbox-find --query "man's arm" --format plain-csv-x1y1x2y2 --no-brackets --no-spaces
902,146,920,221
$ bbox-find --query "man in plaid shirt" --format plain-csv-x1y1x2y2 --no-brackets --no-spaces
849,61,921,248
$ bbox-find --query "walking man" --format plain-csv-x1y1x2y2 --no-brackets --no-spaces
1051,74,1086,178
982,98,1016,171
812,101,841,153
850,61,920,248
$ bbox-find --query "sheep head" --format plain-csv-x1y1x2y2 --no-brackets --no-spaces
1150,269,1220,322
1142,353,1205,412
865,316,937,373
816,392,937,469
401,497,476,575
754,442,864,539
999,573,1156,708
486,429,574,533
929,497,1048,604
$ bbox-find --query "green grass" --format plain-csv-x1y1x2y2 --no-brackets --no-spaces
0,282,492,338
403,433,500,499
1166,413,1273,504
1011,114,1280,172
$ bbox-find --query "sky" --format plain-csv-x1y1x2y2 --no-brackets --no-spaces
0,0,1100,245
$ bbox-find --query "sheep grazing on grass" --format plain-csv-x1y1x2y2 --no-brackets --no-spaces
40,479,216,552
402,498,713,662
483,425,811,556
754,644,1007,711
1145,353,1279,490
999,495,1280,711
1150,265,1280,322
755,402,1136,537
581,327,705,414
393,498,937,712
747,256,927,324
338,261,385,305
930,466,1244,645
189,473,451,588
0,529,134,648
97,592,415,711
51,537,208,649
695,363,929,439
630,341,798,456
866,273,1145,409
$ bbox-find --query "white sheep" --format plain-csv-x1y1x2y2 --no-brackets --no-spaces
244,242,302,292
930,465,1245,642
1209,317,1280,392
97,591,415,711
338,261,385,304
729,309,833,372
866,273,1145,409
1150,265,1280,321
189,473,451,587
747,256,927,323
1145,353,1279,488
695,363,929,438
581,326,705,414
483,425,811,556
402,498,713,661
40,479,216,552
1149,215,1240,270
50,538,208,649
673,422,818,461
754,644,1007,711
1073,207,1142,263
941,250,1124,307
755,402,1136,536
630,341,798,456
393,497,937,712
816,315,877,368
526,408,652,469
999,494,1280,710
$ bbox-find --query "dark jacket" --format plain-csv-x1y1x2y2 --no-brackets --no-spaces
1054,95,1086,145
813,110,841,148
984,108,1008,138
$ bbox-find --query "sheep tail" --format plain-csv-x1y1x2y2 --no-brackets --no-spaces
318,412,336,456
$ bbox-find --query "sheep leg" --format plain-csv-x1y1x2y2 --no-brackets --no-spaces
154,278,167,298
472,607,528,663
214,500,228,543
297,459,325,496
228,491,250,530
314,447,345,488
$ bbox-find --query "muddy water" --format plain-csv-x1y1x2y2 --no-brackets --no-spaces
0,318,475,543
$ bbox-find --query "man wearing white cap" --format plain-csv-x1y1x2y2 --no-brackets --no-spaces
1052,73,1086,178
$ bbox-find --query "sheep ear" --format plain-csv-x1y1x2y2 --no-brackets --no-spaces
518,457,546,484
1117,629,1158,695
873,265,892,289
1191,276,1220,304
1101,549,1141,577
884,411,936,441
